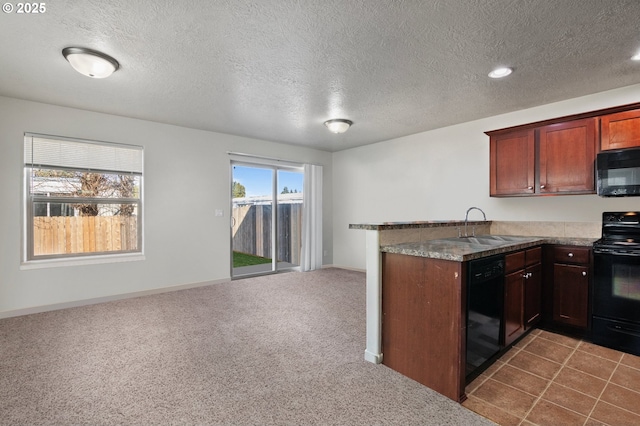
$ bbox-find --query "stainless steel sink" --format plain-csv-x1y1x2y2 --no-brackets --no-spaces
442,235,533,246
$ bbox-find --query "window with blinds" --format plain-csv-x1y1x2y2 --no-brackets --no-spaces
23,133,143,260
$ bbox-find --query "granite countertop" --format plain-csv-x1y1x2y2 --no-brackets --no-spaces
381,236,597,262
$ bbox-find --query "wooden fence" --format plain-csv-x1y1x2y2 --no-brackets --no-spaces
232,204,302,264
33,216,138,256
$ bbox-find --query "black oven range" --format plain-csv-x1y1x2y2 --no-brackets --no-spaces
592,211,640,356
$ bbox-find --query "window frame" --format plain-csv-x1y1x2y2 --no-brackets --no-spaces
22,133,144,266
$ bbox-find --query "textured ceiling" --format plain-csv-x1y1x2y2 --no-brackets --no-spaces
1,0,640,152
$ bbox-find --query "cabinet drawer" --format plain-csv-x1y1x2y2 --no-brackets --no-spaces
553,246,590,264
506,246,542,273
525,247,542,267
505,251,525,274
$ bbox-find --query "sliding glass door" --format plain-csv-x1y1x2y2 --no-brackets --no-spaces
231,162,303,278
276,169,304,271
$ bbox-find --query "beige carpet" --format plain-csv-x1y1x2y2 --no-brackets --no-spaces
0,268,493,425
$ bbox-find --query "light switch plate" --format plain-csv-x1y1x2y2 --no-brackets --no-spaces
215,209,223,217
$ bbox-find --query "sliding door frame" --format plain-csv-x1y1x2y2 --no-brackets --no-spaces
230,159,303,279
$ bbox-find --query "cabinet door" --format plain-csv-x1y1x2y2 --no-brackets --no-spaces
504,270,524,346
538,118,597,194
381,253,467,402
553,264,589,328
524,263,542,329
601,109,640,150
490,129,535,196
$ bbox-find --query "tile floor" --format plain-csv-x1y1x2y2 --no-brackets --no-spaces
463,329,640,426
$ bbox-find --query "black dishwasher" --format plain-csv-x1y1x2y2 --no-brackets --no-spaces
466,254,504,381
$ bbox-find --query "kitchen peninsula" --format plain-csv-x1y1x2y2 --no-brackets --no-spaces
349,219,597,402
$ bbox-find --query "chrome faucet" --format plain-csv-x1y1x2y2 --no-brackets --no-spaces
464,207,487,237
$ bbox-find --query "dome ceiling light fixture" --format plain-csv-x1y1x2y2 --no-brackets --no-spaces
62,47,120,79
632,52,640,61
488,67,513,79
324,119,353,134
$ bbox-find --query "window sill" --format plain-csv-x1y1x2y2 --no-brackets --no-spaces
20,253,145,270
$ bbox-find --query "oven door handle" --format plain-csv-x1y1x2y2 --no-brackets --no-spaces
607,324,640,338
594,250,640,257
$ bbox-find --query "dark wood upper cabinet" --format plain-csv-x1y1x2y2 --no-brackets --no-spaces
601,108,640,150
486,102,640,197
490,129,535,196
488,118,597,197
538,118,597,194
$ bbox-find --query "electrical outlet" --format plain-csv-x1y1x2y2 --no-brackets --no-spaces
215,209,223,217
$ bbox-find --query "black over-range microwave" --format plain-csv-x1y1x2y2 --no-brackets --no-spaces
597,147,640,197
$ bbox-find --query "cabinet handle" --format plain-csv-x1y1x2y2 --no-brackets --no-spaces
582,271,587,276
527,186,533,190
568,253,574,257
540,184,546,189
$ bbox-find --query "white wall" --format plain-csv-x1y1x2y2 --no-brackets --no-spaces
4,83,640,314
0,96,333,316
333,84,640,270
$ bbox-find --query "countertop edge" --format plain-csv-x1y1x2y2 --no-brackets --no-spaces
380,237,596,262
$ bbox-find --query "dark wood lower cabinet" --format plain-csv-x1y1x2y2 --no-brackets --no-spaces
553,263,589,328
542,245,591,335
381,252,466,402
380,244,589,404
504,270,524,347
524,263,542,328
504,247,542,347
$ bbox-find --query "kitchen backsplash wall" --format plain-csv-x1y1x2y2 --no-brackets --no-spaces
380,223,490,245
491,221,601,239
378,221,599,246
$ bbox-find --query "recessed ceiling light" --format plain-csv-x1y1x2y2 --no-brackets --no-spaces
632,53,640,61
62,47,120,78
488,67,513,79
324,119,353,134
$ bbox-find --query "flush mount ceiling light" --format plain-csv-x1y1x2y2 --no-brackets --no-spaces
632,53,640,61
62,47,119,78
324,119,353,134
488,67,513,79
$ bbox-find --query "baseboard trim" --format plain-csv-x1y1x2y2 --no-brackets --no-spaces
0,278,231,320
364,349,383,364
322,264,366,273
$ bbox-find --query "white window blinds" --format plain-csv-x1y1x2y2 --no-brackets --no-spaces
24,134,143,174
